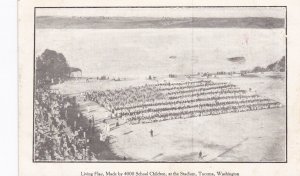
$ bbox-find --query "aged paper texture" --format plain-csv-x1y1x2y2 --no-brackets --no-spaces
19,0,300,175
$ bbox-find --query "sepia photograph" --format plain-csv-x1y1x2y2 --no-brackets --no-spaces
33,7,286,162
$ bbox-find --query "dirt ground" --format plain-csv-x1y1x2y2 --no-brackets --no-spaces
109,107,285,162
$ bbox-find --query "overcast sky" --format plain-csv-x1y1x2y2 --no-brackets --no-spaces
36,7,286,18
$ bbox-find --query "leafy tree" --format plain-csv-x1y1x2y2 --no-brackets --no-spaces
36,49,70,85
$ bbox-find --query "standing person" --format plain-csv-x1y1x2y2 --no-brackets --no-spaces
150,129,153,137
199,150,203,159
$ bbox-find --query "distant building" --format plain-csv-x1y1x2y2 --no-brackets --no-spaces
69,67,82,78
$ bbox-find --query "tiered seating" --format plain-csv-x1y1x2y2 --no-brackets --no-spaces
34,88,96,161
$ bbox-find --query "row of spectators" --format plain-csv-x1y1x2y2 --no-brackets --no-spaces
126,101,281,124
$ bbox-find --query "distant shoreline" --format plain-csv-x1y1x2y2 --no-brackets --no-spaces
36,16,285,29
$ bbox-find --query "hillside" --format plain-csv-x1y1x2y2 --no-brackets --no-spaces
36,16,285,29
266,56,286,72
252,56,286,72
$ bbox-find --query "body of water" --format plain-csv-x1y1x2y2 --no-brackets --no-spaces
36,28,285,78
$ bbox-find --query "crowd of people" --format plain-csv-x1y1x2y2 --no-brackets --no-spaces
84,80,282,124
84,85,165,112
34,87,96,161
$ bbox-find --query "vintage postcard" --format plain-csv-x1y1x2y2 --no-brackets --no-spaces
19,1,300,176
